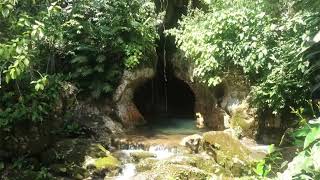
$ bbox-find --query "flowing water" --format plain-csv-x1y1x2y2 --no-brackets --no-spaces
111,117,207,179
114,145,188,179
108,117,269,179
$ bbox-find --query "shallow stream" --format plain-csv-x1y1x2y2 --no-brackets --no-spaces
112,118,206,179
108,117,269,179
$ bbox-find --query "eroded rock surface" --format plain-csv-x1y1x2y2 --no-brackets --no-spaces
202,131,267,176
113,68,156,127
41,138,121,179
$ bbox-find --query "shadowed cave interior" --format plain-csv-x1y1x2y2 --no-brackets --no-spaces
133,0,196,127
133,71,196,125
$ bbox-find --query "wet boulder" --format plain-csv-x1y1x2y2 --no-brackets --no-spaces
229,101,258,138
130,151,156,162
83,155,120,177
71,101,124,141
41,138,121,179
135,152,226,179
180,134,203,153
202,131,253,176
134,163,212,180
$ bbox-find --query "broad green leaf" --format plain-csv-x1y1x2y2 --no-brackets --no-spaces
304,126,320,149
292,126,310,137
268,144,275,154
254,160,265,176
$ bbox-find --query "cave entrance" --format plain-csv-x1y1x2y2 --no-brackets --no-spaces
132,0,196,131
133,72,195,124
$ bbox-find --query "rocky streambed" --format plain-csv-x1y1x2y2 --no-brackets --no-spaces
0,100,271,180
16,129,265,180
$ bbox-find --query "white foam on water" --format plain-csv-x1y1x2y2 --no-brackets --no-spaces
148,145,175,160
116,163,137,180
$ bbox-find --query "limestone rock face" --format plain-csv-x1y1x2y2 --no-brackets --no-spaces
229,101,258,138
71,101,124,142
113,68,156,127
171,51,256,134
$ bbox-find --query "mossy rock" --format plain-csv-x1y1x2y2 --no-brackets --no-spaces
136,158,158,172
163,154,228,175
94,156,120,170
188,154,228,175
130,151,156,162
229,102,257,138
203,131,253,176
231,110,251,130
150,163,212,180
203,131,251,160
41,138,110,165
82,154,120,178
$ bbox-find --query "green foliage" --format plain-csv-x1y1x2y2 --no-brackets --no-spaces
42,0,159,96
254,159,271,177
0,75,62,128
168,0,319,114
0,0,158,97
63,121,85,137
253,105,320,179
0,0,159,128
254,144,285,177
278,115,320,179
289,102,320,147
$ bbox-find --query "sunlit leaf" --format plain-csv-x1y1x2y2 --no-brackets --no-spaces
304,126,320,149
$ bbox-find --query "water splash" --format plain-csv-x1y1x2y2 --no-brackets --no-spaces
116,163,136,180
148,145,176,159
114,145,177,179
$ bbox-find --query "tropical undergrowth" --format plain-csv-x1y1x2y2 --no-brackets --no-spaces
168,0,320,115
0,0,159,129
250,103,320,179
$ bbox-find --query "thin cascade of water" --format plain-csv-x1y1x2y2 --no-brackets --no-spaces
116,163,137,180
114,144,179,179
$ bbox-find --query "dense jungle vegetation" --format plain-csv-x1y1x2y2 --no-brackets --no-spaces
0,0,320,179
0,0,158,127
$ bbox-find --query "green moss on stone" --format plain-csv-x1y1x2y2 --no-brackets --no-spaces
136,158,158,172
231,110,251,130
130,151,156,162
203,131,251,161
94,156,120,170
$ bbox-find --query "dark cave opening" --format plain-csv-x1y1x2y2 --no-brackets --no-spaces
133,0,196,124
133,73,195,123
